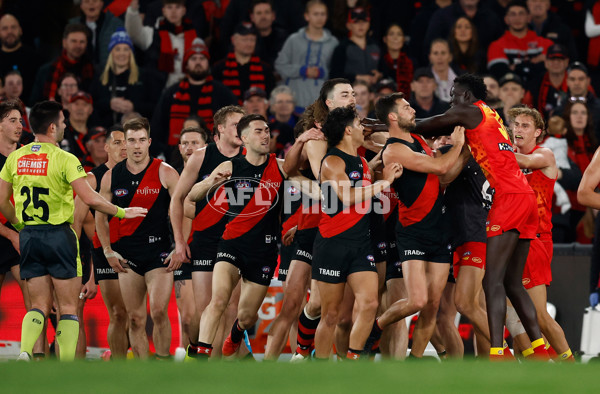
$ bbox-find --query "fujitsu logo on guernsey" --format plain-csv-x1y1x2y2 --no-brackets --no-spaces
137,186,160,195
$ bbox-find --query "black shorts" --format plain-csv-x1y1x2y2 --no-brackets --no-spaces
370,212,387,262
0,227,19,275
216,239,278,286
395,234,452,264
20,224,81,280
312,233,376,284
278,241,296,282
385,239,404,281
174,261,193,281
79,234,92,285
292,227,318,265
119,247,171,276
189,240,218,273
92,247,118,283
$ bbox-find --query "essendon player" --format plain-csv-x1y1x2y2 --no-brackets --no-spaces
96,117,180,359
0,101,28,312
73,126,128,358
169,106,245,358
415,74,549,360
189,114,312,358
272,79,358,362
510,106,574,361
364,93,465,358
311,106,402,360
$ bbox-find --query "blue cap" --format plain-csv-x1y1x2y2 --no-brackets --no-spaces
108,28,133,53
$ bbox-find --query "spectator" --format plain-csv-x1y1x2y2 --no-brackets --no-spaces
0,71,32,143
448,16,486,74
424,0,503,60
378,23,413,97
56,73,80,109
90,29,162,127
0,14,38,105
242,86,269,118
30,23,94,103
60,91,95,163
151,38,238,162
251,0,288,67
427,38,463,103
330,7,381,86
82,126,108,171
483,74,503,111
487,1,553,85
408,0,452,67
268,85,298,128
182,114,208,132
409,67,450,119
275,0,338,109
68,0,124,66
527,0,578,61
212,22,275,102
557,62,600,142
125,0,199,88
353,80,372,120
141,0,208,40
526,43,570,120
585,0,600,71
371,77,396,105
498,72,526,123
564,98,597,243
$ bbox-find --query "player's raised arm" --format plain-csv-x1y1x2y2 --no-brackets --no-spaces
188,161,233,202
578,147,600,209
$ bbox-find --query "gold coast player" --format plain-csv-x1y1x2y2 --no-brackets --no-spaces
416,74,549,360
96,117,180,359
0,101,146,361
510,106,574,361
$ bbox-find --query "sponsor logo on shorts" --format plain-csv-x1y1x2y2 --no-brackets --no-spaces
491,225,501,232
96,268,115,274
319,268,340,277
377,242,386,250
114,188,128,197
522,278,530,285
348,171,361,180
279,268,288,276
498,142,514,152
31,145,41,152
296,249,312,260
193,259,212,266
472,257,483,264
174,270,183,276
404,250,425,256
217,252,236,261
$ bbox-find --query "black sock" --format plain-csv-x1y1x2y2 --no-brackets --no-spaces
230,319,245,344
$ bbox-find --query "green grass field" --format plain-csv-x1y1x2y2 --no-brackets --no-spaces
0,359,597,393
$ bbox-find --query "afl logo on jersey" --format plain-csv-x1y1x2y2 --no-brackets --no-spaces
114,189,128,197
349,171,361,180
287,186,300,195
31,145,41,152
235,180,251,189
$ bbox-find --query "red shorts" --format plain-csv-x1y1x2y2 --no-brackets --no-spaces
452,241,486,279
522,235,553,289
487,193,538,240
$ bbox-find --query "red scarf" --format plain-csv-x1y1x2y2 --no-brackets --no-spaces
536,71,568,115
104,0,130,17
221,52,265,101
44,50,94,100
168,77,214,145
157,17,197,73
384,52,413,96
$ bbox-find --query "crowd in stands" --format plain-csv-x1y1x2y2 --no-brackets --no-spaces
0,0,599,245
